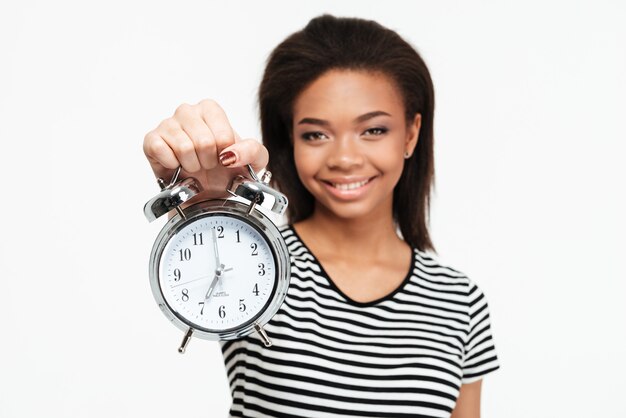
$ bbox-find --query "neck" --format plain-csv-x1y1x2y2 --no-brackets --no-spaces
295,202,405,260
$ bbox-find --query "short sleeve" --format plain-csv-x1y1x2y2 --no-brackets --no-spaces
461,280,500,384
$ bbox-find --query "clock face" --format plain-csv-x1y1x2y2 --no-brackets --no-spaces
158,214,277,332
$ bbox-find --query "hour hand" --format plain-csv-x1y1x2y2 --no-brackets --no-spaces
203,266,233,301
204,274,220,301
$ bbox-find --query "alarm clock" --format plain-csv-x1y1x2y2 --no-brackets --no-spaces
144,165,290,353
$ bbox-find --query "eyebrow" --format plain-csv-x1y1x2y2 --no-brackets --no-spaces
297,111,391,126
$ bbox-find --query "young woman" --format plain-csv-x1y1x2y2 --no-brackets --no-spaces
143,14,499,418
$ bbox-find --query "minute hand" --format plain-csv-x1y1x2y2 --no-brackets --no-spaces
211,227,221,267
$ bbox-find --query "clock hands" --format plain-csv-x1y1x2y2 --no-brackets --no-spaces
204,227,223,301
203,265,233,300
172,226,236,307
204,227,232,301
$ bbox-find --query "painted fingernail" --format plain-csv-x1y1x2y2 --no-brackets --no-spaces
219,150,237,167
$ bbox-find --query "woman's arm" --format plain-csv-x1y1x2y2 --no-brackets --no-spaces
450,380,482,418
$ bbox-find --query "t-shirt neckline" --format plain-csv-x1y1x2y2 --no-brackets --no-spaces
287,225,415,307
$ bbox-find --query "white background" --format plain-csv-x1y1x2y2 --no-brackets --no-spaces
1,1,624,417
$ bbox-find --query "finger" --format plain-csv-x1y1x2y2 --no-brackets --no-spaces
158,118,202,173
198,99,236,154
177,113,218,170
143,130,179,179
218,138,269,172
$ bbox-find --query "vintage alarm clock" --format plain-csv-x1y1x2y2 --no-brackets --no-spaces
144,165,290,353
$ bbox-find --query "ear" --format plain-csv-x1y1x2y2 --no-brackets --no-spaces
405,113,421,157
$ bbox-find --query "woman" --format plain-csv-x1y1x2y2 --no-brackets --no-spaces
143,14,499,418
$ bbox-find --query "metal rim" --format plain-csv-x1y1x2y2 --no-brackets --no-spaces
148,199,290,341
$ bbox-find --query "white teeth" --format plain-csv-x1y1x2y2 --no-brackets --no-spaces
332,179,369,190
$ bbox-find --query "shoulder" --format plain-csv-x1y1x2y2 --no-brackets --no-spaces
410,250,496,341
278,224,310,259
279,224,298,249
278,223,294,237
409,249,489,305
411,248,469,287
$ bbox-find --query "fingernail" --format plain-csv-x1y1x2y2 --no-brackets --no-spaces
219,150,237,167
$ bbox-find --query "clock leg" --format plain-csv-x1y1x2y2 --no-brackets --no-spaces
178,328,193,354
254,323,272,347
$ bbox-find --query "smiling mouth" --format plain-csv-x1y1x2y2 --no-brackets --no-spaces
323,177,375,191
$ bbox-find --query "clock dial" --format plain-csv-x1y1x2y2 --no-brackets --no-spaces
158,214,277,332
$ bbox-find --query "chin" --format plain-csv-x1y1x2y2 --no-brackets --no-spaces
315,198,391,222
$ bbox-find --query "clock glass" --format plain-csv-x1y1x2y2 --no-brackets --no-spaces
158,214,277,332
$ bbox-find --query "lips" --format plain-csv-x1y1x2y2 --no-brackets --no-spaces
330,178,370,190
320,176,377,199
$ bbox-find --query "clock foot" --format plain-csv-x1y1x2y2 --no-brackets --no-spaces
178,328,193,354
254,323,272,347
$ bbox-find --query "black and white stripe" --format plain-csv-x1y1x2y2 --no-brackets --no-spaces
221,226,499,418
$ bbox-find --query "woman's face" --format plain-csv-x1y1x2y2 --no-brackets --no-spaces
292,69,421,221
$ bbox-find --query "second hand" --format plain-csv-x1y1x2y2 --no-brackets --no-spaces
170,268,233,289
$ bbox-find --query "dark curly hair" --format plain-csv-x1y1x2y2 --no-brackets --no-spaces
259,14,436,252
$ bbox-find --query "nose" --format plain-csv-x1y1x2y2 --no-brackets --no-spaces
326,135,364,170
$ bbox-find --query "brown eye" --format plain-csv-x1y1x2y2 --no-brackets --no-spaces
301,131,328,141
363,127,388,136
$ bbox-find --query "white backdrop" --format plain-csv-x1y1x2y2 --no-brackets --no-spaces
1,1,624,417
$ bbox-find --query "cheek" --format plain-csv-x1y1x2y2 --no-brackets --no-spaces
367,141,405,176
293,143,308,177
293,143,321,187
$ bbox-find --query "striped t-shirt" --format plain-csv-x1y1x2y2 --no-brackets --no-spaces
221,226,499,417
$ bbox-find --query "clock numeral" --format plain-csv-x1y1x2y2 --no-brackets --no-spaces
252,283,259,296
218,305,226,318
236,230,241,243
215,226,224,238
239,299,246,312
258,263,265,276
193,233,204,246
198,301,205,315
179,248,191,261
250,243,258,256
181,289,189,302
173,268,182,281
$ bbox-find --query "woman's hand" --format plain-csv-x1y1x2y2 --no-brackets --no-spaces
143,99,269,200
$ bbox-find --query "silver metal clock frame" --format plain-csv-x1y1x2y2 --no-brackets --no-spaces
148,199,290,352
